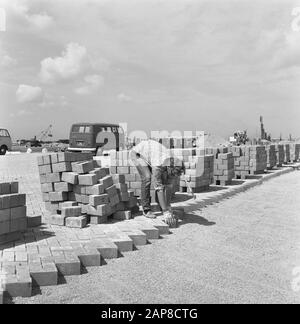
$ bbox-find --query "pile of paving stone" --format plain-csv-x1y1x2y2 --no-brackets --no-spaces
283,144,291,163
205,147,235,186
0,182,27,244
229,145,267,179
265,144,277,170
38,153,139,228
275,144,285,166
290,143,300,162
179,155,214,193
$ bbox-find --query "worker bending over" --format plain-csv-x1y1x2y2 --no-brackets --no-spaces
130,139,185,227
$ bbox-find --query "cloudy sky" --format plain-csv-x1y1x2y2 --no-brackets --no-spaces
0,0,300,140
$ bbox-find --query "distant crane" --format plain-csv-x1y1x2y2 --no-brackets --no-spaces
37,125,53,142
26,125,54,147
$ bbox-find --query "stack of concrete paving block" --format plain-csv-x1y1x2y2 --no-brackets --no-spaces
38,152,93,216
274,144,285,166
265,144,277,170
206,147,235,186
296,144,300,161
179,155,214,193
229,145,267,179
0,182,27,244
283,144,291,163
289,143,297,162
38,152,139,227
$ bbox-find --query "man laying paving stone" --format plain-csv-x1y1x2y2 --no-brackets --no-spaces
130,139,186,227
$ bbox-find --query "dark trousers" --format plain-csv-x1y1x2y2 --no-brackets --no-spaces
135,164,152,212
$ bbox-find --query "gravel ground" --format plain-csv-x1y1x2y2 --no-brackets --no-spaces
12,171,300,304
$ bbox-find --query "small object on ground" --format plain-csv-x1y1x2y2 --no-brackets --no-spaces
185,179,196,199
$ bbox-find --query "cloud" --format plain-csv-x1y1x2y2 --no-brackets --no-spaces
16,84,43,103
39,42,87,83
0,54,17,68
11,2,54,30
75,74,104,95
117,93,132,103
0,42,17,68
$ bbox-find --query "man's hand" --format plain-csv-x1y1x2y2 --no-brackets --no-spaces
162,210,178,228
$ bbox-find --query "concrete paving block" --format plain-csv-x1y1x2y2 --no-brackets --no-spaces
54,253,81,276
49,214,65,226
151,219,170,235
110,235,133,252
74,247,101,267
3,274,32,298
65,216,87,229
123,230,147,246
86,239,118,259
61,206,82,218
131,221,160,240
29,261,58,286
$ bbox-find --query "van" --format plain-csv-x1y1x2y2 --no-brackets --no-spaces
68,123,125,155
0,128,12,155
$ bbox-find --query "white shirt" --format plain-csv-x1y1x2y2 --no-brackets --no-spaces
132,140,171,167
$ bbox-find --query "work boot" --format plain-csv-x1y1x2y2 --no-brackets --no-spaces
143,210,157,219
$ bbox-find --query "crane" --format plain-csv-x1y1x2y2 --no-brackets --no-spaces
26,125,54,147
37,125,53,142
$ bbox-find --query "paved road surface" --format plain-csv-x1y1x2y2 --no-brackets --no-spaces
14,170,300,304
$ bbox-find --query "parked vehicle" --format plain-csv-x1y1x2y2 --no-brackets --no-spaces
0,128,12,155
68,123,125,155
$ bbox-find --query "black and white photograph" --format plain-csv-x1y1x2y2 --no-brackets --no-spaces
0,0,300,308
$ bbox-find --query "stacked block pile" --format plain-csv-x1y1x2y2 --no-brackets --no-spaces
290,143,300,162
283,144,291,163
205,147,235,186
296,144,300,161
38,152,139,228
179,155,214,193
229,146,267,179
265,145,277,170
0,182,27,244
275,144,285,167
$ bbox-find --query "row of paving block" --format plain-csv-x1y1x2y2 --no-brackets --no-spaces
110,143,300,193
0,216,170,302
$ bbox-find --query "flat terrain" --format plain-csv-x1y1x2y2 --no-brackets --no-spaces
1,154,300,304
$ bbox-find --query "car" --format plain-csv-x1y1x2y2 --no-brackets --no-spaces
0,128,12,155
68,123,125,155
